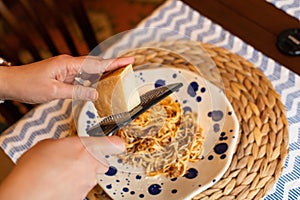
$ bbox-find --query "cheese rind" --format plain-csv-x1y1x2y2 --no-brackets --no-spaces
94,64,140,117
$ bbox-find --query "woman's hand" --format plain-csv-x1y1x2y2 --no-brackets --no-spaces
0,136,125,200
0,55,134,103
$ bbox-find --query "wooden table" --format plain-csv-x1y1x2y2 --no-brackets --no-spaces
0,149,14,182
1,0,299,184
182,0,300,75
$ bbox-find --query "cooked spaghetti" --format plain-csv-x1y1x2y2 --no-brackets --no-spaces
116,96,204,178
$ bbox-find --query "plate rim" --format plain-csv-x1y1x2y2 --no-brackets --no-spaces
77,67,239,199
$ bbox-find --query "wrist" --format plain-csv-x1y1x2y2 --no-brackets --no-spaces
0,58,12,103
0,67,8,102
0,67,18,102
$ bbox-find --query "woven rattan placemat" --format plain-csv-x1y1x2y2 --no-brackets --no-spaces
82,41,289,200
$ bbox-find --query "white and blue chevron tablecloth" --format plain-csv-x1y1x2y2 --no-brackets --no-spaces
1,0,300,199
266,0,300,20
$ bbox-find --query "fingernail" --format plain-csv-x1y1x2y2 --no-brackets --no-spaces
107,136,126,154
88,146,110,167
88,90,98,101
80,136,125,165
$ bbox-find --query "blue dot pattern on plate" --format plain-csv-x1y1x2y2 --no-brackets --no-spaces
136,175,142,180
205,110,236,161
106,184,112,189
81,68,238,199
88,110,235,198
196,96,202,102
183,168,198,179
136,72,146,82
214,143,228,154
187,81,199,97
214,124,220,132
208,110,224,121
148,184,162,195
183,106,192,113
154,79,166,88
86,110,95,119
105,166,118,176
84,110,99,132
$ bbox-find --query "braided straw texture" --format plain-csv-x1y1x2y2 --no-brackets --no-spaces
85,41,289,200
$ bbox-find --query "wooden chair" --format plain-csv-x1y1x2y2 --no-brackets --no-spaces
0,0,99,128
0,0,99,65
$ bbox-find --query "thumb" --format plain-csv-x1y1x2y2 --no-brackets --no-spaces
80,136,126,173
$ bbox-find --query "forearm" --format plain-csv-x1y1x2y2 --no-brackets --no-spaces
0,165,56,200
0,167,31,199
0,66,12,101
0,64,50,103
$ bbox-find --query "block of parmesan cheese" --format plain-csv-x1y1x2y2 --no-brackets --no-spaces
94,64,141,117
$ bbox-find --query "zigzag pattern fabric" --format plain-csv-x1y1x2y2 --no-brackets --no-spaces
266,0,300,19
265,1,300,199
0,0,299,199
0,99,72,160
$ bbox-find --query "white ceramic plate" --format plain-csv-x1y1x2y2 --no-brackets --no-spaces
77,67,239,200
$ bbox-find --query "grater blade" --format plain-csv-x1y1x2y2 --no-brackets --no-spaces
87,82,183,136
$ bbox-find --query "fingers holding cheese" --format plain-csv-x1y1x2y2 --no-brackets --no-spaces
78,56,135,74
72,56,135,101
102,57,135,72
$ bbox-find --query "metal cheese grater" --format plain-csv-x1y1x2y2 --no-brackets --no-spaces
87,82,183,136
